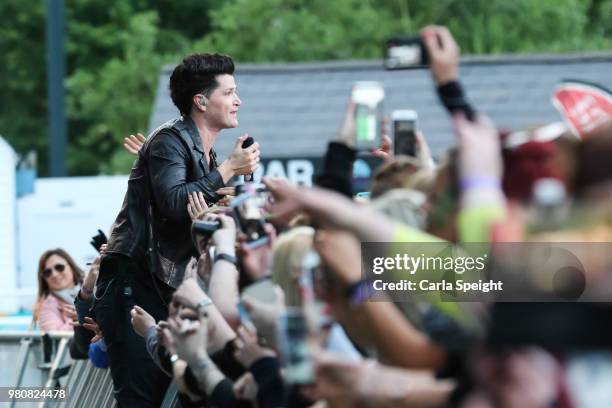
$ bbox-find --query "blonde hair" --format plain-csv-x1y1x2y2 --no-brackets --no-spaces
370,188,427,229
370,156,423,198
271,226,314,307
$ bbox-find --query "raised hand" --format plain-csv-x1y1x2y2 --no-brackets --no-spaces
337,100,357,147
233,372,258,400
453,113,501,183
415,131,435,169
83,316,103,343
233,324,275,368
123,132,147,155
237,223,276,281
422,25,460,85
130,305,156,338
156,320,176,355
80,255,101,300
215,186,236,197
200,213,237,255
371,133,393,161
240,285,285,348
62,304,77,322
314,229,362,286
187,191,209,220
172,278,208,311
263,177,351,230
168,307,209,366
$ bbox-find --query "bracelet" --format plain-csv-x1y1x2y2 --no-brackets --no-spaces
437,81,476,120
345,279,376,307
194,297,213,311
214,252,237,265
460,176,501,192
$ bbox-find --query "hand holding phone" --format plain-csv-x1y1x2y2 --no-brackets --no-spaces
392,110,418,156
277,308,315,384
241,280,284,349
233,324,275,369
231,186,269,248
352,82,385,151
421,25,460,85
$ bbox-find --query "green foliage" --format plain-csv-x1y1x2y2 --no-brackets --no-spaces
66,11,166,174
193,0,404,61
440,0,591,53
0,0,611,176
0,1,47,167
196,0,612,61
0,0,217,176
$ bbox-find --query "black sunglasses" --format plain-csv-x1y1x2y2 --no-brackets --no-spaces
43,263,66,279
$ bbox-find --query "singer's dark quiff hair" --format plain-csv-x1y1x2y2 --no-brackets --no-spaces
169,53,235,116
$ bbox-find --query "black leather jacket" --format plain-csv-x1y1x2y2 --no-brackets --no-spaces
106,115,225,288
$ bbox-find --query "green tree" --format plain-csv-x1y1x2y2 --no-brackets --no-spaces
0,2,47,168
0,0,221,176
64,0,209,175
196,0,611,62
193,0,405,62
66,11,166,174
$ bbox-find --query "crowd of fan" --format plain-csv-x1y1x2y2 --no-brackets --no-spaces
33,26,612,407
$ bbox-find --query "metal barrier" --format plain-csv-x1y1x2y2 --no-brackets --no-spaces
1,331,181,407
0,331,73,408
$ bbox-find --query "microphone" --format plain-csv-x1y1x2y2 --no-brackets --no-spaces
241,136,255,182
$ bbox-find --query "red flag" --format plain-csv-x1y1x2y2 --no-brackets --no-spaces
552,80,612,138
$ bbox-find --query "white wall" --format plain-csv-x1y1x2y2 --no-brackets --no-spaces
0,137,18,313
16,175,128,312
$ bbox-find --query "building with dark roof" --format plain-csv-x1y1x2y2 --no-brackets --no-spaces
149,53,612,161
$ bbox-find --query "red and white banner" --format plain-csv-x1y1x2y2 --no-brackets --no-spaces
552,80,612,138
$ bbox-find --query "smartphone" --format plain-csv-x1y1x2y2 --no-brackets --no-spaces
277,308,314,384
192,219,222,237
231,189,269,248
384,36,429,69
300,251,333,330
352,81,384,151
392,110,418,156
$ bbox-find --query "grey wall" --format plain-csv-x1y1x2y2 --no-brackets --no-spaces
149,54,612,161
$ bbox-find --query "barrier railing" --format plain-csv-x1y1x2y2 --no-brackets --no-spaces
1,331,179,407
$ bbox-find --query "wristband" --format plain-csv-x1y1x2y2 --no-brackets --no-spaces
460,176,501,192
437,80,476,121
214,253,237,265
345,279,376,307
194,297,213,311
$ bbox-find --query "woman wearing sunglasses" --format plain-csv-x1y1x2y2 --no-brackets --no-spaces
34,248,84,332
